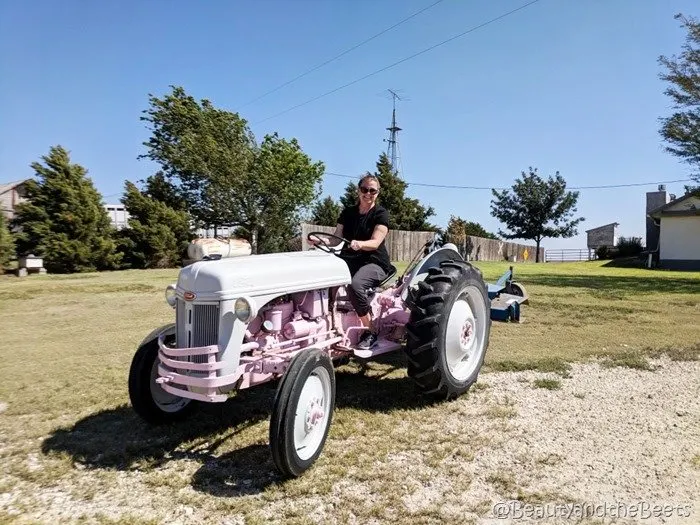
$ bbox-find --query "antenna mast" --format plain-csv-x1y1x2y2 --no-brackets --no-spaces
384,89,403,176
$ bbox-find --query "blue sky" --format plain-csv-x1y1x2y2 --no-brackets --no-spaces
1,0,697,250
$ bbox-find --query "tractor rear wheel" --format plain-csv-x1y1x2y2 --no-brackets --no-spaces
404,260,491,399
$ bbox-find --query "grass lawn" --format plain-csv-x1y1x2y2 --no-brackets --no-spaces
0,259,698,523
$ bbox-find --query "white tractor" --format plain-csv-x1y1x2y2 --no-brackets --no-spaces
128,232,491,477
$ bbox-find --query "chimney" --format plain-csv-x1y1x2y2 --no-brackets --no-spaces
645,186,669,250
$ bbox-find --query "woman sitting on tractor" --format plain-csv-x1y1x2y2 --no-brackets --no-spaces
311,174,392,350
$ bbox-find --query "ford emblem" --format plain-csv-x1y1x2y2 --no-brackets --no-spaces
184,291,196,301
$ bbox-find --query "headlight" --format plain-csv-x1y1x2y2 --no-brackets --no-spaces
234,297,252,322
165,284,177,308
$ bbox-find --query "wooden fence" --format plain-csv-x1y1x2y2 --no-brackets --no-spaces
445,235,545,263
300,223,436,262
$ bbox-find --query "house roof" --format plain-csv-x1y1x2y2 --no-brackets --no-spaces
0,180,29,195
648,192,700,218
585,222,619,233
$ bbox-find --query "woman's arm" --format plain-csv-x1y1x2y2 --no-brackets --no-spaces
352,225,388,251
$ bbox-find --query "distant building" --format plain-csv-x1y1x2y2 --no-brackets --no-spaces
0,180,30,220
104,204,130,230
103,202,234,238
586,222,619,251
647,189,700,270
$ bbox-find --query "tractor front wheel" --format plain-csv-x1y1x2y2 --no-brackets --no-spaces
405,260,491,399
128,337,196,424
269,348,336,478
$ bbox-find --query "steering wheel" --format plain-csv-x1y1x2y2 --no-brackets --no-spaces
307,231,350,255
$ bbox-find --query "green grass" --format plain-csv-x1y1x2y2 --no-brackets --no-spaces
0,259,698,522
532,378,562,390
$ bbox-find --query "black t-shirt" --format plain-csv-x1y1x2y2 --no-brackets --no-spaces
337,204,392,274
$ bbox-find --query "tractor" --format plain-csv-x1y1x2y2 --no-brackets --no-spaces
128,232,492,477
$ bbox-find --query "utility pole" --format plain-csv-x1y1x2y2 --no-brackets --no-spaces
384,89,403,176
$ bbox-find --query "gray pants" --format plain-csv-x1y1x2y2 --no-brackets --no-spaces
347,263,387,317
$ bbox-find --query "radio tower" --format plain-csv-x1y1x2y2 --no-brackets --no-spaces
384,89,403,176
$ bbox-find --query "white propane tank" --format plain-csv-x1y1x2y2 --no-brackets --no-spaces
187,237,252,261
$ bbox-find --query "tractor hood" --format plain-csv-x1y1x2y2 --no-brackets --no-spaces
176,250,352,301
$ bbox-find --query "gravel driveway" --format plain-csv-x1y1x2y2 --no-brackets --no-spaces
2,356,698,524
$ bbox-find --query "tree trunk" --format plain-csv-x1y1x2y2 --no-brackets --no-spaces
251,226,258,254
535,238,541,263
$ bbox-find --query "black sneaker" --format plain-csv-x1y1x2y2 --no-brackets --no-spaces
356,331,378,350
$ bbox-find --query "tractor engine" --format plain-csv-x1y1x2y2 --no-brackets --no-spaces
244,289,332,351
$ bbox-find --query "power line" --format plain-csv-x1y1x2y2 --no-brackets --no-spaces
324,171,694,191
254,0,543,124
239,0,447,109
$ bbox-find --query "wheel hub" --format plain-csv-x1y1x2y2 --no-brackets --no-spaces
304,397,325,434
460,320,475,349
444,292,486,382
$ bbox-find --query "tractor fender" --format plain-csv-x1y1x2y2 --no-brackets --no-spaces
138,323,176,349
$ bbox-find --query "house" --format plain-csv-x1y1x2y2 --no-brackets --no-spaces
0,180,30,220
647,187,700,270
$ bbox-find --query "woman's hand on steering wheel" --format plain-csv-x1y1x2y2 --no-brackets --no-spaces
307,231,350,255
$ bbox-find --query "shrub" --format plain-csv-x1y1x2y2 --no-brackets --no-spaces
0,212,15,269
616,236,643,257
596,245,611,259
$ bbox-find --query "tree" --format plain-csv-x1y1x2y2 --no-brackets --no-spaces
0,212,15,269
340,153,437,231
490,167,584,262
441,215,498,246
12,146,121,273
141,171,187,211
311,196,342,226
116,181,193,269
139,86,325,253
658,13,700,192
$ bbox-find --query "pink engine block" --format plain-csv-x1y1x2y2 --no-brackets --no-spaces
156,284,410,403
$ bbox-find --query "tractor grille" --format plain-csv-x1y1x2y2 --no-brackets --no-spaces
176,299,220,365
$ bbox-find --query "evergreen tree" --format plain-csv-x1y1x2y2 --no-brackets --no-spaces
441,215,498,246
117,181,193,269
311,196,342,226
141,171,187,210
12,146,121,273
0,212,15,269
341,153,437,231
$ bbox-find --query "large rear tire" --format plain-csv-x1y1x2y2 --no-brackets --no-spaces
404,260,491,399
128,336,196,424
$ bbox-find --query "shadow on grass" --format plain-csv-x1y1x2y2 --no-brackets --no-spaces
524,273,700,295
42,351,439,495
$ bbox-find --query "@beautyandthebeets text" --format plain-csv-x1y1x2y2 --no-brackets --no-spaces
492,500,693,520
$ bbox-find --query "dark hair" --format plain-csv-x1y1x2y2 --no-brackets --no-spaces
358,174,380,189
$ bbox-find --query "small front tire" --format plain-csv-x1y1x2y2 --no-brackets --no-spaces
270,348,336,478
128,337,196,424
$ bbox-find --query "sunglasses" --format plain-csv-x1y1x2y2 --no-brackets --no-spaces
359,186,378,195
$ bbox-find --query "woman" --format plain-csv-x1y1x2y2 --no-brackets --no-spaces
313,174,392,350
